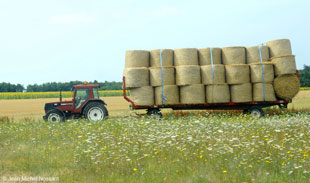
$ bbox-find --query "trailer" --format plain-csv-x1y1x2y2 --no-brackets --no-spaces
122,76,291,118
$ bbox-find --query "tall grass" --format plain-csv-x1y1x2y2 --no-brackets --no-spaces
0,113,309,182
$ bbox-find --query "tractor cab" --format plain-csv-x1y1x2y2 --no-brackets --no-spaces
43,83,108,122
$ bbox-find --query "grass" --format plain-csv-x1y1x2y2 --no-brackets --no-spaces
1,112,310,182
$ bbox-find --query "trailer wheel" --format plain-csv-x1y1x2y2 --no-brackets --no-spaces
249,106,264,118
46,110,65,122
84,102,108,121
147,109,162,118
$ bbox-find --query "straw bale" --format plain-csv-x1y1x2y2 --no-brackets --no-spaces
150,49,174,67
222,47,246,65
123,67,149,88
180,84,205,104
250,63,274,83
149,67,175,86
272,55,297,76
246,46,270,64
225,64,250,84
155,85,179,105
174,48,198,66
130,86,154,106
266,39,292,57
206,84,230,103
176,65,201,86
274,74,300,100
198,47,222,65
125,50,150,68
253,83,277,102
201,64,225,84
230,83,252,103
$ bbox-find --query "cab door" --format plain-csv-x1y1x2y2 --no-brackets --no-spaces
73,88,90,111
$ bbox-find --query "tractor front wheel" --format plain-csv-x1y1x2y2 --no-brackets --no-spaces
84,102,108,121
46,110,65,122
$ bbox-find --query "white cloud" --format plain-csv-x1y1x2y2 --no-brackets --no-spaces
50,13,96,24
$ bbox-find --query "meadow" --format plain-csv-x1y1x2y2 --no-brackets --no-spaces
0,92,310,183
0,113,310,183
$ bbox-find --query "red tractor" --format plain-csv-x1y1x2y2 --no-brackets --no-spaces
43,83,108,122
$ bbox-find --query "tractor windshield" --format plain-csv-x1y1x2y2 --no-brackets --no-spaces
92,87,100,99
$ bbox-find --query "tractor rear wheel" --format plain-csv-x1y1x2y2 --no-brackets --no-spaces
46,110,65,122
83,102,108,121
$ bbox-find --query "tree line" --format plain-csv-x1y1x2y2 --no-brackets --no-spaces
0,80,122,92
1,65,310,92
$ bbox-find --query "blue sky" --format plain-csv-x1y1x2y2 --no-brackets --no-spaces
0,0,309,86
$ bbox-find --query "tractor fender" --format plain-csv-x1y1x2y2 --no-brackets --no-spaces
81,99,106,114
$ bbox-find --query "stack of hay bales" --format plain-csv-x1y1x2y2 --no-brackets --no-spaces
123,38,299,107
123,50,154,106
267,39,299,100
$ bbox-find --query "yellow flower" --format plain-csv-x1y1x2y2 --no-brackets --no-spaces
133,168,138,171
223,170,227,173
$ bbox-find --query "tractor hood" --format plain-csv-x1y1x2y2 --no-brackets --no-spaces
44,101,73,112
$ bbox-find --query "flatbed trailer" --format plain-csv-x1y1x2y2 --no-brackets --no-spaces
122,77,292,117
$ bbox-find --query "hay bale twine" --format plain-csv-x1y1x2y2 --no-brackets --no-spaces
274,74,300,100
125,50,150,68
150,49,174,67
155,85,179,105
231,83,252,103
130,86,154,106
253,83,277,102
272,55,297,76
266,39,292,57
180,84,205,104
222,47,246,65
123,67,149,88
176,65,201,85
150,67,175,86
225,64,250,84
198,47,222,65
201,64,225,84
246,46,270,64
206,84,230,103
174,48,198,66
250,63,274,83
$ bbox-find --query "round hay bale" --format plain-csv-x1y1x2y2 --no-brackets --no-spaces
180,84,205,104
246,46,270,64
222,47,246,65
130,86,154,106
123,67,149,88
149,67,175,86
155,85,179,105
176,65,201,86
225,64,250,84
125,50,150,68
174,48,198,66
253,83,277,102
198,47,222,65
206,84,230,103
250,63,274,83
274,74,300,100
266,39,292,58
272,55,297,76
230,83,252,103
201,64,225,84
150,49,174,67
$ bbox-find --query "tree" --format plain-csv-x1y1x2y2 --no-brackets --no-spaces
299,65,310,87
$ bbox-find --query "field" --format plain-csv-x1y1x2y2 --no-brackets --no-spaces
0,92,310,182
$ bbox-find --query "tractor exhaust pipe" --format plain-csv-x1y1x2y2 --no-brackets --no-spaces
60,89,62,102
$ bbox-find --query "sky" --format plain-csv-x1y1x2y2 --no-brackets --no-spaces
0,0,309,86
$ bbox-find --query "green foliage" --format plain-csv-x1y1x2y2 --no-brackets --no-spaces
0,82,24,92
0,113,310,182
299,65,310,87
